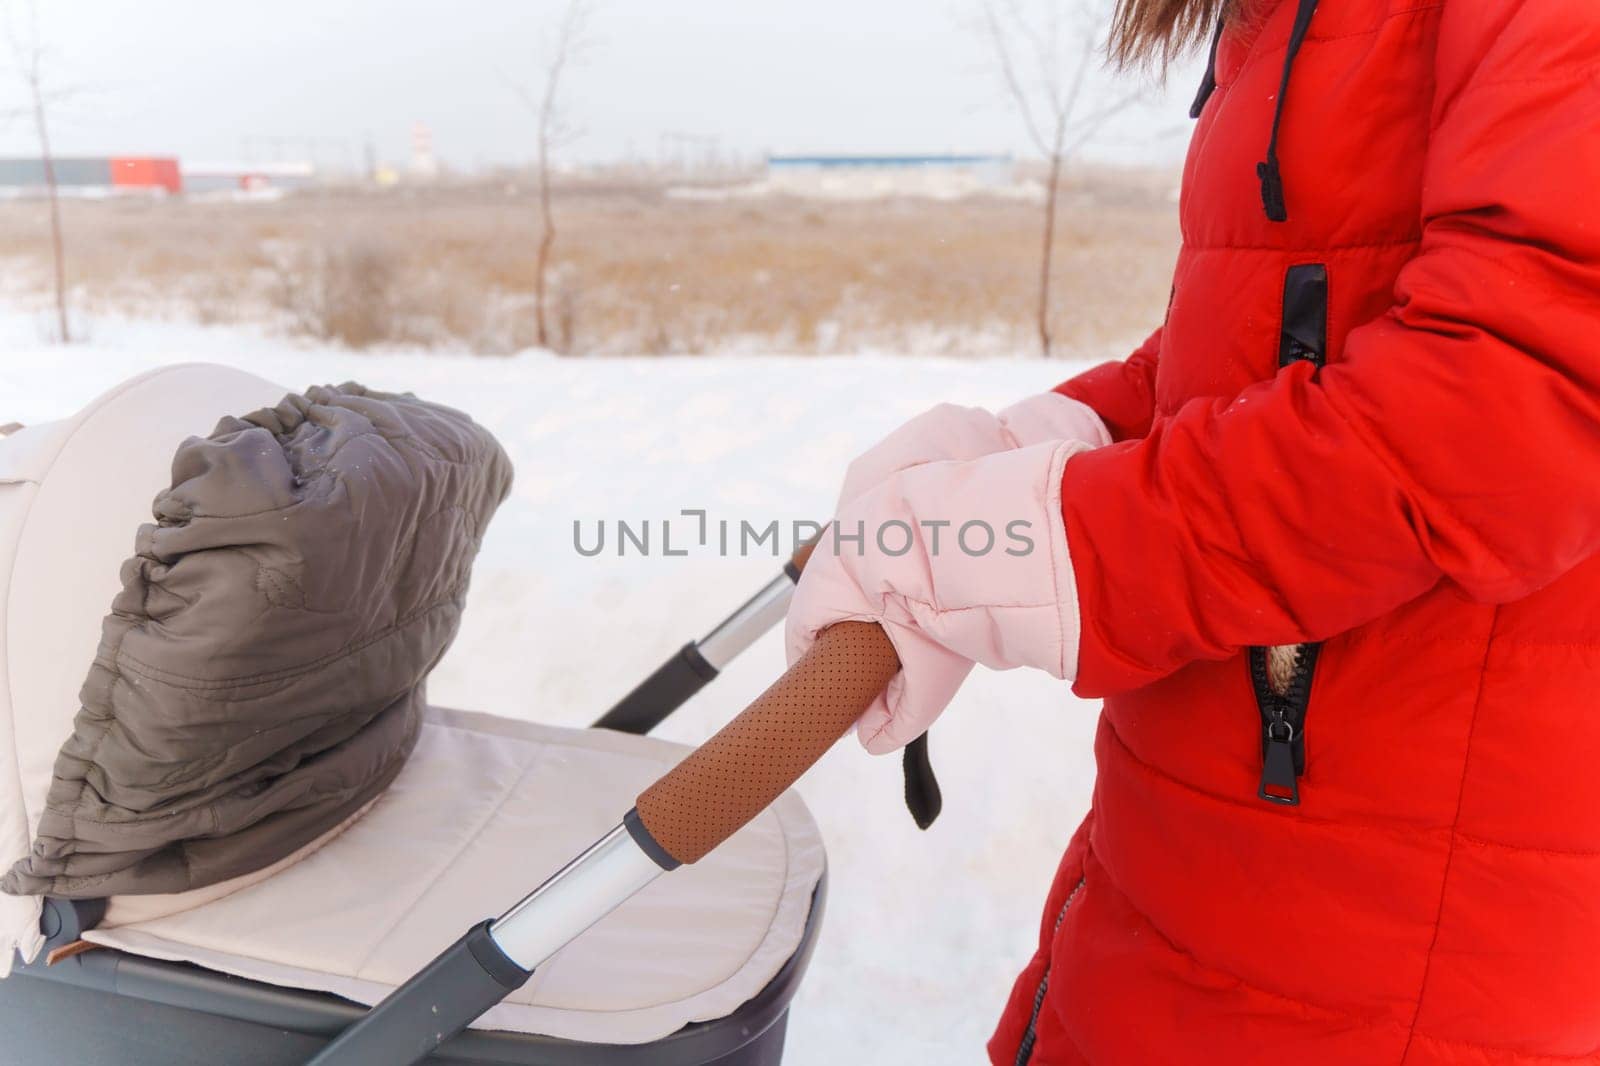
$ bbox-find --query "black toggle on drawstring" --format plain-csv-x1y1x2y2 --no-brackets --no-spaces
1258,0,1321,222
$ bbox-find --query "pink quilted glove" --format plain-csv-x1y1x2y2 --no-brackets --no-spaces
835,393,1110,508
788,439,1092,754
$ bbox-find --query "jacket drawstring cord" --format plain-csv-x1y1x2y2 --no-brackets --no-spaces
1258,0,1321,222
1190,15,1226,119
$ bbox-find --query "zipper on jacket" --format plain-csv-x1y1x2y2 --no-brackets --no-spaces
1251,644,1321,805
1014,876,1085,1066
1252,264,1329,807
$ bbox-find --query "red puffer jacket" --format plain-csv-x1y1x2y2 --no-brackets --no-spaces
988,2,1600,1063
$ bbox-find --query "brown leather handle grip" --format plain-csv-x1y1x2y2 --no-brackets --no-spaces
634,620,899,865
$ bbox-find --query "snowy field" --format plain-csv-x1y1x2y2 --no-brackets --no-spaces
0,311,1116,1066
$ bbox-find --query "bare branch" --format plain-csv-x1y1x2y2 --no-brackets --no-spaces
1051,26,1098,153
1063,87,1146,153
1003,0,1058,117
503,71,545,121
981,1,1051,156
506,0,597,353
3,0,72,342
977,0,1147,357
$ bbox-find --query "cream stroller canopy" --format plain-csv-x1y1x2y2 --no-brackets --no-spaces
0,365,824,1062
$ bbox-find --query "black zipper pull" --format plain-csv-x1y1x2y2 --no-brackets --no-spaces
1249,644,1319,808
1259,716,1300,806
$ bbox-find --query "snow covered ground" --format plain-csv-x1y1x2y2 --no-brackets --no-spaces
0,310,1118,1065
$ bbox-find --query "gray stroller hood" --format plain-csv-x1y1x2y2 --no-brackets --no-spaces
0,364,295,967
3,378,512,901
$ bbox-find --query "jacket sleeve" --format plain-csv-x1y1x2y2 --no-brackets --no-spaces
1053,327,1163,442
1065,3,1600,697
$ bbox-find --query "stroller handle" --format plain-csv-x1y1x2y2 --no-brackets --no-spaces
633,620,899,865
312,619,898,1065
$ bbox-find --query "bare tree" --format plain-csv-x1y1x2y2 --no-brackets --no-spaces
511,0,594,353
982,0,1142,356
5,0,71,343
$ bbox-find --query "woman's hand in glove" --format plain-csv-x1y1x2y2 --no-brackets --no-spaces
788,438,1092,754
835,393,1110,508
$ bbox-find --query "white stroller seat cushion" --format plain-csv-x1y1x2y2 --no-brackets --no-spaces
84,706,826,1046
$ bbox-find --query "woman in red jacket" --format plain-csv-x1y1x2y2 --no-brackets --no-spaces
788,0,1600,1062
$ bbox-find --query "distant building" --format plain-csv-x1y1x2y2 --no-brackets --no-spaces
182,161,317,195
765,154,1014,199
0,157,182,196
408,121,439,181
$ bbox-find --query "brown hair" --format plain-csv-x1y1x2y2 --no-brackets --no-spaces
1108,0,1240,70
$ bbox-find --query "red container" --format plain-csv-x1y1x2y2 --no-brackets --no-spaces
108,157,182,194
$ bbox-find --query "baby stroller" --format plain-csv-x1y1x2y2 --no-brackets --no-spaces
0,364,893,1065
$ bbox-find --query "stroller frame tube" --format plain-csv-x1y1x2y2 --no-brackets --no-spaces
694,572,794,672
591,550,807,737
310,828,669,1065
488,822,664,971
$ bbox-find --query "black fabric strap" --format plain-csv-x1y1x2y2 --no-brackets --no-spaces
902,733,942,829
1189,16,1227,119
1257,0,1321,222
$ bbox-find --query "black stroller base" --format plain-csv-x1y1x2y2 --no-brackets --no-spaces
0,976,789,1065
0,879,822,1066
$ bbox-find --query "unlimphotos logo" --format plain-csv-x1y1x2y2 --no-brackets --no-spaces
572,510,1036,559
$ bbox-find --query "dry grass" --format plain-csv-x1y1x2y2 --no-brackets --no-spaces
0,169,1180,357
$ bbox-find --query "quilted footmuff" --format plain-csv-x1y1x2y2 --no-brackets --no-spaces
1,384,512,899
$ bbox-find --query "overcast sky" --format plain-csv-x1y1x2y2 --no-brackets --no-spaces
0,0,1204,172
